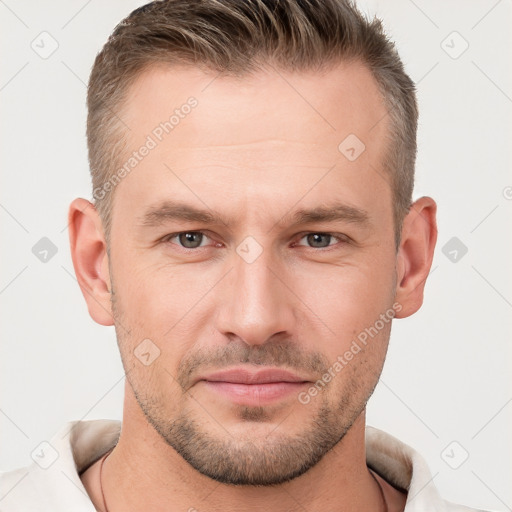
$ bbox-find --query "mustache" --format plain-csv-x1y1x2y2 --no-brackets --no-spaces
176,338,330,390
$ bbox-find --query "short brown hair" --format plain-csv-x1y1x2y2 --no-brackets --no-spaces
87,0,418,248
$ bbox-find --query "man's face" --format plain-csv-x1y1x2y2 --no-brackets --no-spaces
108,61,398,485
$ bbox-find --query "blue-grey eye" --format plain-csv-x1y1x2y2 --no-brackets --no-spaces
303,233,334,248
177,232,205,248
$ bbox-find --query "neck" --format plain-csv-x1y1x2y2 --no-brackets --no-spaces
96,386,392,512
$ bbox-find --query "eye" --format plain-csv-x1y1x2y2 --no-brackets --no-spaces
296,232,343,248
164,231,212,249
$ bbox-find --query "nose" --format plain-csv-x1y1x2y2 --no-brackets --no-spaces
214,246,296,346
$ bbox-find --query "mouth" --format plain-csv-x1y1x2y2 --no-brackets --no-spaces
196,367,310,406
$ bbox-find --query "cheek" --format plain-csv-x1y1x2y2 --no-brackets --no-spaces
111,267,191,405
293,256,396,334
113,255,185,330
111,257,213,378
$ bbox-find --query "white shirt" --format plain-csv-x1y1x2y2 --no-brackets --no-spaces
0,420,489,511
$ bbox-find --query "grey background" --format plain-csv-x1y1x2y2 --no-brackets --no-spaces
1,0,511,510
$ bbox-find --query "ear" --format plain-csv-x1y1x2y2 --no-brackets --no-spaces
394,196,437,319
68,198,113,326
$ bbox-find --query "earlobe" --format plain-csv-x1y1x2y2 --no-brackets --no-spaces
394,196,437,319
68,198,114,326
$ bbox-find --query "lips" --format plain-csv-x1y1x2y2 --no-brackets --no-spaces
198,367,308,385
196,367,310,406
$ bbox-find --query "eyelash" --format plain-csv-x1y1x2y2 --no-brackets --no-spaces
160,231,348,251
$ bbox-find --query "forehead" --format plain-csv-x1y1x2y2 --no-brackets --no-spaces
112,61,391,230
122,60,388,148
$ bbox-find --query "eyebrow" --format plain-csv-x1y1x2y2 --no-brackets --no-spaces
282,204,370,228
140,202,219,227
138,200,371,230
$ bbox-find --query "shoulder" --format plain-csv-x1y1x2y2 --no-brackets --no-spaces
443,501,495,512
365,426,497,512
0,419,121,511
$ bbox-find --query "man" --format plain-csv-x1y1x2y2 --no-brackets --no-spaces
0,0,491,510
